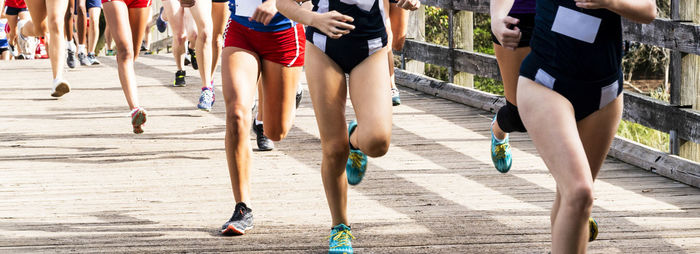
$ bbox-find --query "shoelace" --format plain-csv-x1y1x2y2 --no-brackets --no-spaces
329,229,355,248
494,143,510,160
348,152,364,171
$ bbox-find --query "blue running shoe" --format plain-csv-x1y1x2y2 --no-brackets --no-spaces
391,88,401,106
491,116,512,173
329,224,354,254
197,87,215,111
346,120,368,185
589,217,598,242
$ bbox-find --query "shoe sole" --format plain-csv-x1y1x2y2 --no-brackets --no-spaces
198,106,212,112
51,82,71,97
132,111,147,134
221,224,253,236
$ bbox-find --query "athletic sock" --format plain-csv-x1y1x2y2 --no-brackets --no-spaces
78,44,86,54
66,40,75,51
491,117,507,143
254,119,262,126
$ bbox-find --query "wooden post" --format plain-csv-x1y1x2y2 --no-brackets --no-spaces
679,0,700,162
405,5,425,75
452,11,474,88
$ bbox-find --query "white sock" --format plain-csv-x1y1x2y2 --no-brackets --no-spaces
66,40,75,51
78,44,86,54
254,119,262,126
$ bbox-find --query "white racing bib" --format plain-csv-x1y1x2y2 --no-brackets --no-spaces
340,0,374,12
551,6,601,43
235,0,262,17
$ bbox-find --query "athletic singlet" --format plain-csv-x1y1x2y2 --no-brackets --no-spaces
528,0,622,81
510,0,535,14
228,0,294,32
309,0,387,38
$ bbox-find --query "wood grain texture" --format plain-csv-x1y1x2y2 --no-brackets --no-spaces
1,56,699,253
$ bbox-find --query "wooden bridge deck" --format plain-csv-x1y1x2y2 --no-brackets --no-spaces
1,55,699,253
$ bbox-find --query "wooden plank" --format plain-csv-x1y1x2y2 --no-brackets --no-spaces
622,19,700,56
395,69,700,188
609,137,700,188
623,92,700,144
403,39,501,80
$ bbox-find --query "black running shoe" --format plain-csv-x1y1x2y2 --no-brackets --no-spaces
173,70,186,87
295,87,303,109
252,122,274,151
188,48,198,70
184,57,191,66
221,202,254,236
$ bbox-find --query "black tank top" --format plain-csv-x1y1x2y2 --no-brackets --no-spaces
529,0,623,81
310,0,387,38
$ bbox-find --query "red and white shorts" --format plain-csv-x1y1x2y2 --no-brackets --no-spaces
101,0,151,8
223,20,305,67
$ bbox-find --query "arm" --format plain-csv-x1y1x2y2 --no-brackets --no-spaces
490,0,521,50
276,0,355,39
575,0,657,24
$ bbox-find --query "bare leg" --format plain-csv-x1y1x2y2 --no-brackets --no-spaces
162,0,186,70
260,60,302,141
102,1,148,109
221,47,260,204
491,44,530,139
24,0,69,80
304,43,350,226
517,77,623,253
188,0,213,88
211,2,228,77
388,3,408,90
76,0,87,46
87,8,101,54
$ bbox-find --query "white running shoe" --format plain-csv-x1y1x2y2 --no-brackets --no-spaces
51,79,71,97
16,19,38,59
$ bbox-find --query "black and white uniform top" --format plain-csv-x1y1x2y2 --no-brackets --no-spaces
306,0,389,73
520,0,624,120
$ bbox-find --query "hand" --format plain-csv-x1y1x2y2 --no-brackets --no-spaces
396,0,420,11
180,0,195,8
574,0,612,9
491,16,521,50
310,11,355,39
250,0,278,25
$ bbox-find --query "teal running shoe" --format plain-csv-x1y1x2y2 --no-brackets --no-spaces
328,224,354,254
589,217,598,242
346,120,368,185
491,116,512,173
391,88,401,106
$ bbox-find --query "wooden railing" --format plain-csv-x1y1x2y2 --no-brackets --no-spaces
395,0,700,187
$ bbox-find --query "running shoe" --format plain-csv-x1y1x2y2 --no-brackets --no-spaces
328,224,354,254
66,47,77,69
106,49,115,56
491,115,512,173
78,52,90,66
10,45,18,58
140,42,147,52
184,57,190,66
391,87,401,106
88,53,100,65
221,202,254,236
173,70,186,87
252,122,274,151
156,7,168,33
51,79,71,97
295,86,303,109
197,87,215,111
16,20,38,59
346,120,368,185
130,107,147,134
589,217,598,242
188,48,198,70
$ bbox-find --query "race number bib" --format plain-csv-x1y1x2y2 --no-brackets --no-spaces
551,6,601,43
340,0,374,12
235,0,262,17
